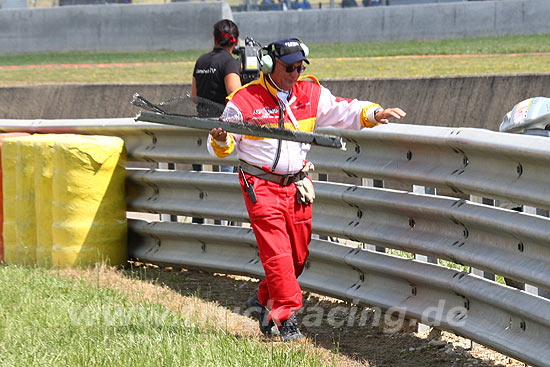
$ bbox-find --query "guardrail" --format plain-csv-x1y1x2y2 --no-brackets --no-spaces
1,117,549,366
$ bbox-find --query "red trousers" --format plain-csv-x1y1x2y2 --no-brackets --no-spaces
240,172,312,326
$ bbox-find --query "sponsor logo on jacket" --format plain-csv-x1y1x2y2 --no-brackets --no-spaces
252,107,280,119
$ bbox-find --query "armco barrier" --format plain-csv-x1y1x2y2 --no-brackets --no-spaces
1,118,549,366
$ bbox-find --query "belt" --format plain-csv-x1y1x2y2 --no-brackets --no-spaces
239,160,305,186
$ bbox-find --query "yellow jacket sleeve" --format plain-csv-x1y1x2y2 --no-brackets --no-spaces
208,133,235,158
360,103,383,128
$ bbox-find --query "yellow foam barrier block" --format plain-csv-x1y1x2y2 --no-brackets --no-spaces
15,136,39,265
1,138,18,264
34,134,67,267
51,135,127,268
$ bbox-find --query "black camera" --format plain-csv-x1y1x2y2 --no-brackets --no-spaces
233,36,262,84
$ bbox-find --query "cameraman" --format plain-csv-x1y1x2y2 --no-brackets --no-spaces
191,19,241,225
192,19,242,121
192,19,241,178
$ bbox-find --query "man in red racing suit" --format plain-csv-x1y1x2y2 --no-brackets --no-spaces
207,38,406,341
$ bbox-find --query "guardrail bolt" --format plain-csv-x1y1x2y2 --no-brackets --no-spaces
520,320,526,331
304,261,310,270
411,287,417,295
201,244,206,252
406,150,412,160
462,156,469,167
516,163,523,176
197,138,203,147
354,145,361,154
409,218,415,228
199,192,205,199
357,210,363,219
517,242,524,252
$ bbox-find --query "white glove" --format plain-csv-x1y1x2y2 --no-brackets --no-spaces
295,176,315,204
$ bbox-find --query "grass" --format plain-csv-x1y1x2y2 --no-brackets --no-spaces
311,34,550,57
0,50,204,66
1,34,550,86
0,265,336,367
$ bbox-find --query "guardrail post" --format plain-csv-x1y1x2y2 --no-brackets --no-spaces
413,185,438,334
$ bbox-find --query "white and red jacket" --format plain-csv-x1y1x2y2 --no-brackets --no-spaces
207,73,381,174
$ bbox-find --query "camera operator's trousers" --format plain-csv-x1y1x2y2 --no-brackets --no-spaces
239,172,312,326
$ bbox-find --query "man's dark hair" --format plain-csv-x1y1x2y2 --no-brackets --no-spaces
213,19,239,47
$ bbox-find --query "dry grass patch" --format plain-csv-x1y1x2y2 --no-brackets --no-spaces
54,263,258,338
53,263,362,367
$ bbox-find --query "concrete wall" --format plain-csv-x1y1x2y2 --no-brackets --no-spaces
0,83,191,120
322,74,550,131
1,0,27,9
1,0,550,54
0,2,232,54
235,0,550,45
2,74,549,131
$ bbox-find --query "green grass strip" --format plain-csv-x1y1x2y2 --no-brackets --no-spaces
2,33,550,66
309,33,550,58
0,265,330,367
0,50,204,66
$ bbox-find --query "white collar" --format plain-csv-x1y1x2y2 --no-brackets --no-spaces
276,90,290,102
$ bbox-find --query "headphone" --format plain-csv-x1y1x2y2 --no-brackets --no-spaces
258,38,309,73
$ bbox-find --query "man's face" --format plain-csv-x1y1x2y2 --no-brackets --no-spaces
270,59,305,91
